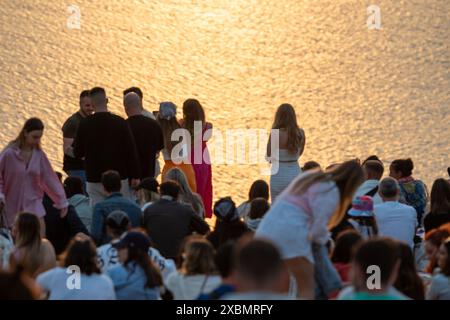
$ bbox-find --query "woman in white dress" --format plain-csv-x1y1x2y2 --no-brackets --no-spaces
267,104,306,202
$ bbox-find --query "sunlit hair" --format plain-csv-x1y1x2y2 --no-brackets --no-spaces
157,116,181,153
430,178,450,214
165,168,204,216
183,99,206,139
271,104,303,153
8,118,44,150
14,212,42,275
424,224,450,273
289,160,364,228
181,237,217,276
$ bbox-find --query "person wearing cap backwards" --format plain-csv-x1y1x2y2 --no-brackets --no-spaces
347,195,379,239
97,210,176,281
207,197,250,250
134,177,160,212
143,181,209,260
107,231,163,300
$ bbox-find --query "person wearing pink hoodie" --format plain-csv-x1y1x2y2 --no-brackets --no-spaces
0,118,68,235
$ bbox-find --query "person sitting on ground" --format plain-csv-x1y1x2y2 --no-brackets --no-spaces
338,238,408,300
222,239,291,300
302,161,321,172
108,231,163,300
134,177,160,212
164,168,205,219
353,160,384,205
362,155,382,166
246,198,270,232
97,211,175,281
207,197,250,250
166,236,221,300
64,176,93,231
91,170,142,245
424,178,450,232
389,158,427,225
143,181,209,260
423,224,450,274
347,196,378,239
426,236,450,300
331,230,363,284
37,236,115,300
10,212,56,278
236,180,269,221
374,177,417,248
394,242,425,300
197,242,237,300
43,174,89,255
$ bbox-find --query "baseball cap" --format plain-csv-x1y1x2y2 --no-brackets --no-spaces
348,196,374,217
113,231,151,251
106,210,130,229
213,197,239,222
134,177,159,192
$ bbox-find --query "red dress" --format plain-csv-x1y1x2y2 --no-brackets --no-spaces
189,123,213,218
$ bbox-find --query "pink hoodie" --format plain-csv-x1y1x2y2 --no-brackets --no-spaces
0,146,68,227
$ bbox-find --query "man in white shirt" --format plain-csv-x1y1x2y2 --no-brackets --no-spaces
354,160,384,205
374,177,417,248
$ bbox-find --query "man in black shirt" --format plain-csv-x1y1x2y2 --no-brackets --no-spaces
143,181,210,260
73,87,141,206
61,90,94,189
124,92,164,179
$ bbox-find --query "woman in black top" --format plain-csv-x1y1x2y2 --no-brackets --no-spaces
424,178,450,232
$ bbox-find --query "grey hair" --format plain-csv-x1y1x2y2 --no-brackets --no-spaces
379,177,400,198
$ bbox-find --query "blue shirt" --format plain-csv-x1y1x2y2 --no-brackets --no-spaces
91,193,142,244
107,262,161,300
197,284,236,300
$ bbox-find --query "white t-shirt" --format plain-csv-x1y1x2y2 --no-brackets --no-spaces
353,180,383,205
97,243,176,281
426,274,450,300
374,201,417,248
165,273,222,300
36,267,115,300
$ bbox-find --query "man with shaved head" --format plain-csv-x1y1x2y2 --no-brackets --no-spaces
73,87,141,206
124,92,164,180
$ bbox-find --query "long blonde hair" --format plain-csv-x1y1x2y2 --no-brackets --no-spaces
290,160,364,228
272,104,303,153
165,168,204,217
13,212,43,276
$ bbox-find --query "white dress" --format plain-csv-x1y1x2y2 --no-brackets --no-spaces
269,149,301,202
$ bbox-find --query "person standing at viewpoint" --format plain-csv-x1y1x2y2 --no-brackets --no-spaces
73,87,140,206
61,90,94,189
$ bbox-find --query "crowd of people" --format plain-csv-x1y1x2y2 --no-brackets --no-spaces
0,87,449,300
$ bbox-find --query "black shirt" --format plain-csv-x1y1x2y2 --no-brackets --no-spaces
424,211,450,233
207,220,250,250
43,195,89,255
143,199,210,259
62,112,85,171
73,112,140,183
126,115,164,179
